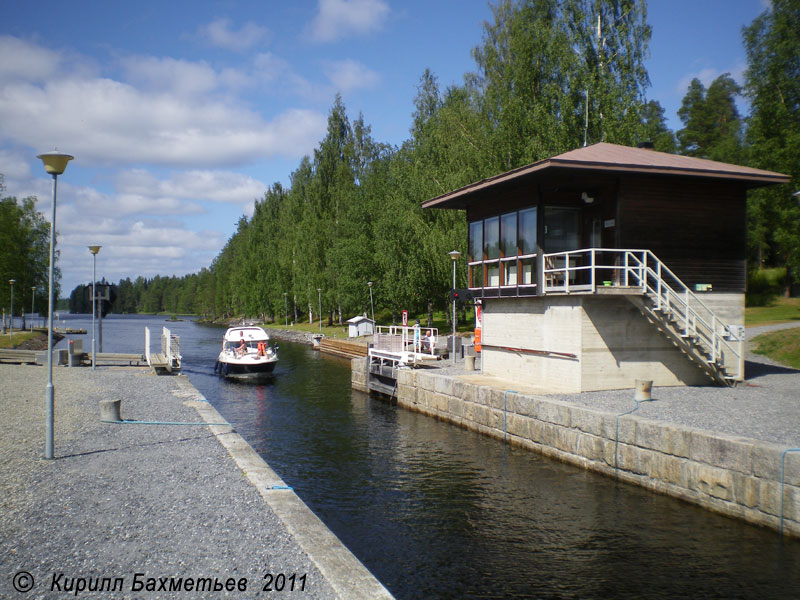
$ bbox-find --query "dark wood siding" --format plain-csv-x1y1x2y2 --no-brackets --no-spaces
618,175,746,293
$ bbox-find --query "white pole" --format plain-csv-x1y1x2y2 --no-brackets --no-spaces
92,254,97,369
45,174,57,459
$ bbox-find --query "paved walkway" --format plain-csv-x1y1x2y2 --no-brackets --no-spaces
0,365,391,599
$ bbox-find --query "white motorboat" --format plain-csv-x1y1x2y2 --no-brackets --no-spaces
215,326,278,378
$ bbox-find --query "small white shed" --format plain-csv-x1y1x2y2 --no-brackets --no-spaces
347,315,374,338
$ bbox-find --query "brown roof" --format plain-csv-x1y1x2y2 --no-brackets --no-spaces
422,142,790,209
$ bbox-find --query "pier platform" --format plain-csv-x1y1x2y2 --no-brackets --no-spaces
0,364,392,599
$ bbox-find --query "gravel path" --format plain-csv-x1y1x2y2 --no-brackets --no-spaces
0,365,338,599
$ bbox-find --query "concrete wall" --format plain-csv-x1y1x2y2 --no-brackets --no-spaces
482,296,712,392
391,368,800,537
352,357,368,393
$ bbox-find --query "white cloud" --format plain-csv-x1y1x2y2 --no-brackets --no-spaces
199,18,270,52
120,56,220,96
323,59,380,92
114,168,266,207
0,72,327,167
0,148,32,180
307,0,390,43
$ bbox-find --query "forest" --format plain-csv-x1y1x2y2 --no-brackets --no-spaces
46,1,800,321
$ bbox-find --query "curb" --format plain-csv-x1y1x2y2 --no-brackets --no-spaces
175,378,394,600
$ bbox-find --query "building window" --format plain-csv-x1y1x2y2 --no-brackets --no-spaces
469,206,537,295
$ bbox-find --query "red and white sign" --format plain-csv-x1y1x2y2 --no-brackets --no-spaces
402,310,408,326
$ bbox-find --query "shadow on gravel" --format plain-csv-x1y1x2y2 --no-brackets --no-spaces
745,359,800,379
56,432,217,460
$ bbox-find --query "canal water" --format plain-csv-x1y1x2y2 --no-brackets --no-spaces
57,314,800,599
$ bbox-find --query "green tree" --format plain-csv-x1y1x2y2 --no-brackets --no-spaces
743,0,800,292
0,188,56,316
676,74,743,163
640,100,677,152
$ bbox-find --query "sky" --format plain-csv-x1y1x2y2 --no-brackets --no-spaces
0,0,770,296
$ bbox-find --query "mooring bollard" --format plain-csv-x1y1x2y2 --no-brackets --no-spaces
634,379,653,401
99,399,122,422
465,355,475,371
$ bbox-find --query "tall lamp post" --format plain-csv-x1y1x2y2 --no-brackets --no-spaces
317,288,322,333
37,150,73,460
449,251,460,364
8,279,15,344
283,292,288,327
367,281,374,324
88,246,101,370
31,287,36,331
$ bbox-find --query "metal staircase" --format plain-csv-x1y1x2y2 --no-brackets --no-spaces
542,249,743,386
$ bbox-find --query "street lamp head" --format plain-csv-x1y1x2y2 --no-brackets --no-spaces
9,279,15,285
88,245,102,255
37,150,74,175
367,281,373,288
449,250,461,261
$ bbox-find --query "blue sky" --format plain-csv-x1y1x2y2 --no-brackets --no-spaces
1,0,768,294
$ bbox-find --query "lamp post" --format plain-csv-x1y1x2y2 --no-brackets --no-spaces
88,246,101,370
367,281,374,324
449,251,460,364
283,292,288,327
8,279,15,344
37,149,73,460
317,288,322,333
31,287,36,331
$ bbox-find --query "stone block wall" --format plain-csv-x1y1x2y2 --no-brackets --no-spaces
394,368,799,537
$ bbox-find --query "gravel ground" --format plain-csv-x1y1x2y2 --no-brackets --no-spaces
433,324,800,448
0,364,338,600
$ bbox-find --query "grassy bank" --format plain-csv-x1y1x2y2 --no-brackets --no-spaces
745,296,800,326
0,330,43,349
750,328,800,369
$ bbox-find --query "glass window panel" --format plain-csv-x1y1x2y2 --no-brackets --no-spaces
469,221,483,262
519,208,537,255
503,260,518,286
521,258,535,285
484,217,500,260
544,207,579,253
487,263,500,287
470,264,483,288
500,212,517,257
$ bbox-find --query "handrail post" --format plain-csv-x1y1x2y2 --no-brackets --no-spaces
656,261,662,309
711,315,717,363
684,289,690,336
590,248,596,292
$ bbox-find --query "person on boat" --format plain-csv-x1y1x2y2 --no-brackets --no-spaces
257,341,266,357
237,338,247,357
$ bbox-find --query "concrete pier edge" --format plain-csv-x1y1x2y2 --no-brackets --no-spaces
352,358,800,539
174,377,394,600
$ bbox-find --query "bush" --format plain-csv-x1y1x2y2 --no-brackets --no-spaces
746,267,785,307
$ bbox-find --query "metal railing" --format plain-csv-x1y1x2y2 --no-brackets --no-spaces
372,325,439,360
542,248,742,381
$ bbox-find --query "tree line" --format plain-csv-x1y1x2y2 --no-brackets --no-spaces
57,0,798,318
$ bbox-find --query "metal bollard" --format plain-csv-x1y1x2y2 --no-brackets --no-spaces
634,379,653,401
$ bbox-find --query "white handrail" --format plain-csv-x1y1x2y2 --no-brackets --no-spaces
542,248,741,381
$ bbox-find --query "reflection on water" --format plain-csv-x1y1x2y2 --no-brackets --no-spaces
56,314,800,599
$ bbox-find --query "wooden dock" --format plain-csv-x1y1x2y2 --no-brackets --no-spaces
319,338,369,359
